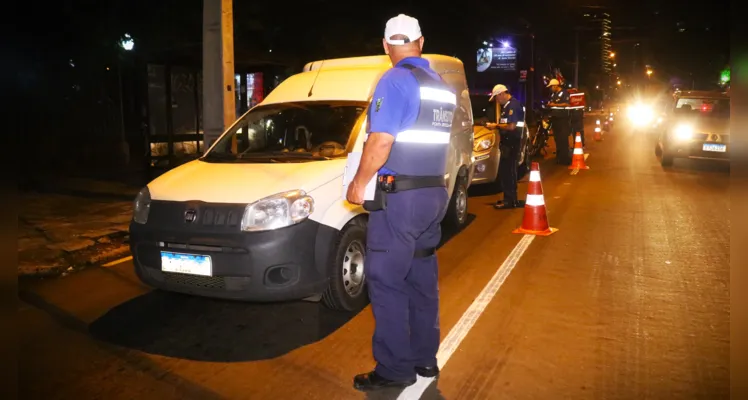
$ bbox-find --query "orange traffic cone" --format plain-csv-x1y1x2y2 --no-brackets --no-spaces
512,162,558,236
593,120,603,141
569,132,589,170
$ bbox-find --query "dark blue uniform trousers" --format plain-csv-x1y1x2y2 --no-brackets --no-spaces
499,135,521,203
366,186,449,381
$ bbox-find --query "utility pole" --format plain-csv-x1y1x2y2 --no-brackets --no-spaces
574,28,580,88
202,0,236,153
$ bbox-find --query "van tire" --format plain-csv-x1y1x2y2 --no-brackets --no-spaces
443,171,469,229
322,220,370,311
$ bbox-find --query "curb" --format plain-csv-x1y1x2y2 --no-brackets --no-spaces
19,242,132,280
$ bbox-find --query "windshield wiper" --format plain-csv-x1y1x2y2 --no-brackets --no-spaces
241,151,331,160
201,152,236,161
202,153,278,163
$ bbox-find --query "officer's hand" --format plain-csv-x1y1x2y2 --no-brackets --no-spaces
486,122,498,129
346,181,365,205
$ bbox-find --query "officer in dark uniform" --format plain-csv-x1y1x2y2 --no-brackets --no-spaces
547,79,572,165
345,14,456,392
486,84,526,209
569,92,586,148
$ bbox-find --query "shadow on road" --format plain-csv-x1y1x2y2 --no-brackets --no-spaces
89,291,361,362
89,215,475,363
364,377,445,400
661,158,730,174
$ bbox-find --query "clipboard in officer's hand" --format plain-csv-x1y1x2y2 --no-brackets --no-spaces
342,151,376,202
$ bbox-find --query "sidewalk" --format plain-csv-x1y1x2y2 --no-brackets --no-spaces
19,178,139,278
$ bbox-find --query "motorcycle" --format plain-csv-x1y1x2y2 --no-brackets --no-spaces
528,108,552,157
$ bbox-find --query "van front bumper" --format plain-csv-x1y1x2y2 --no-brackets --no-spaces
129,200,337,302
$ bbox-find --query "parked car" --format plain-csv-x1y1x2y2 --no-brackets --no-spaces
129,54,475,311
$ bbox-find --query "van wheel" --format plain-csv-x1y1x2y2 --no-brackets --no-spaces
443,173,468,229
659,140,674,167
661,152,674,167
322,221,370,311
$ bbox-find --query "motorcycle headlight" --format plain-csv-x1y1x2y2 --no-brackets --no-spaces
241,190,314,232
673,124,694,141
132,187,151,224
473,133,496,152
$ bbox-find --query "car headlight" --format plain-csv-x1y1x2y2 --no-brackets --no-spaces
673,124,694,141
473,133,496,152
626,104,654,126
133,187,151,224
240,190,314,232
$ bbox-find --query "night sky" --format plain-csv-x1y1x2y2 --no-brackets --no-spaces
10,0,730,102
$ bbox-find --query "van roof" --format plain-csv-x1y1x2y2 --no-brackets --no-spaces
261,54,465,105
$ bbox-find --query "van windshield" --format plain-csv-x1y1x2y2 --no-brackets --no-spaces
203,100,368,163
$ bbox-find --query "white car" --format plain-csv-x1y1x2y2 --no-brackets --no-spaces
129,54,475,311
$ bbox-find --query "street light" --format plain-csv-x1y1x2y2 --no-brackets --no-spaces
119,33,135,51
610,52,615,58
116,33,134,166
646,69,653,77
617,80,622,85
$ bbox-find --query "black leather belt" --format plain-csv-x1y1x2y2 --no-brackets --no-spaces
385,175,446,192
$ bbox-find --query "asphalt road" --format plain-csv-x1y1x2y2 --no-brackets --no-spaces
19,119,730,400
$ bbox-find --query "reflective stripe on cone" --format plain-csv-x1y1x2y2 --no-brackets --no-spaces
512,162,558,236
569,132,590,170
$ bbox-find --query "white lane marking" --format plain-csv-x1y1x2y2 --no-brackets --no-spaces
397,234,536,399
570,168,579,175
102,255,133,267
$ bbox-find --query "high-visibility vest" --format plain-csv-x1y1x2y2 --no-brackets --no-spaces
380,63,457,177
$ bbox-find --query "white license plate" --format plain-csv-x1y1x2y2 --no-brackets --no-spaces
161,251,213,276
703,143,726,153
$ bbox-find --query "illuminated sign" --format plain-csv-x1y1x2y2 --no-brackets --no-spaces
477,43,517,73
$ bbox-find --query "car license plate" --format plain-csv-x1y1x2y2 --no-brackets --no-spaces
161,251,212,276
703,143,726,153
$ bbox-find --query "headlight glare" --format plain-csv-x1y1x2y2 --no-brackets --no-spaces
133,187,151,224
626,104,654,126
241,190,314,232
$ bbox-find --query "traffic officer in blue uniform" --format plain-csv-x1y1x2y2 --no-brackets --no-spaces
547,79,573,165
345,14,456,392
486,84,526,209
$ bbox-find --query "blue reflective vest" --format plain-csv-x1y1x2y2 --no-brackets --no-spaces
380,64,457,177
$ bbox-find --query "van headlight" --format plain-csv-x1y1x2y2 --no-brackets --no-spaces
132,187,151,224
241,190,314,232
473,133,496,151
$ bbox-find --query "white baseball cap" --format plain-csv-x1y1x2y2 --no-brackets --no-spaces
384,14,422,45
489,84,508,101
547,79,561,87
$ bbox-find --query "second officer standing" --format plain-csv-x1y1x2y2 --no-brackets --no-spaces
487,84,526,209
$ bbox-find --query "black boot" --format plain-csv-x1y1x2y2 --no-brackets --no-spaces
353,371,416,392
